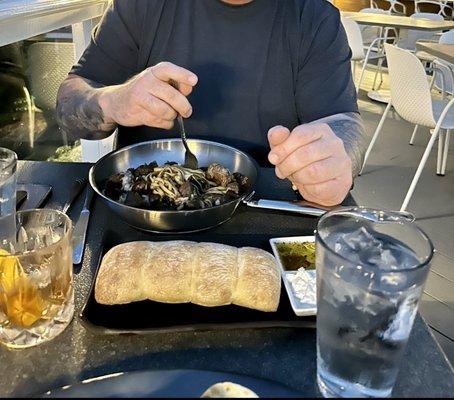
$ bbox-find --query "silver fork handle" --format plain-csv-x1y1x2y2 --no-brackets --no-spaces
177,115,189,145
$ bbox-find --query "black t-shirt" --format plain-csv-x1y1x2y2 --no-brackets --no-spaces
71,0,358,163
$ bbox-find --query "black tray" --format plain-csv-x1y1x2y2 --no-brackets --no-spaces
80,230,316,334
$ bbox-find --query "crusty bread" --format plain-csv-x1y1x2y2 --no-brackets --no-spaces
95,241,280,312
94,241,151,305
191,243,238,307
234,247,282,312
143,240,196,303
201,382,259,398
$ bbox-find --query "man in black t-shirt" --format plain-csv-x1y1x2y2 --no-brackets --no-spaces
57,0,367,206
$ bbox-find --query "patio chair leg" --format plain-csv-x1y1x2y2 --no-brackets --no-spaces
437,130,445,175
377,58,384,90
441,129,451,176
360,102,393,176
372,58,384,91
372,68,379,91
409,125,419,145
356,60,368,95
400,128,441,212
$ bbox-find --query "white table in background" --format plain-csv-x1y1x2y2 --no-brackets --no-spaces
342,11,454,103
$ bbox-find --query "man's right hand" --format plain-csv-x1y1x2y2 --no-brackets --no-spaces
98,62,198,130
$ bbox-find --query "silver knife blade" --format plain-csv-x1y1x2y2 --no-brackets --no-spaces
72,188,94,264
245,198,334,217
72,210,90,264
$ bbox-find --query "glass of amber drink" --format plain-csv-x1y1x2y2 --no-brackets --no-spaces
0,209,74,348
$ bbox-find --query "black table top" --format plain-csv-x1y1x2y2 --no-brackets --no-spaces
0,161,452,397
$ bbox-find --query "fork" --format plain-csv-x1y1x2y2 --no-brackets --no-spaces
169,79,199,170
62,178,87,214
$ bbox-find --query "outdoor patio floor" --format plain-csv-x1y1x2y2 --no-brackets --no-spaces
354,69,454,365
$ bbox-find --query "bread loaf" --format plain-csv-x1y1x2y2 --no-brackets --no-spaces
143,241,196,303
95,241,280,312
191,243,238,307
201,382,259,398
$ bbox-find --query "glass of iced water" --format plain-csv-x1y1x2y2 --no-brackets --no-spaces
316,207,433,398
0,148,17,249
0,209,74,348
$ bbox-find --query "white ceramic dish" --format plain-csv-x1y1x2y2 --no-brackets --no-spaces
269,236,317,317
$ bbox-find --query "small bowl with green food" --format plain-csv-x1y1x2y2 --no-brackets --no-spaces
274,241,315,271
269,236,317,316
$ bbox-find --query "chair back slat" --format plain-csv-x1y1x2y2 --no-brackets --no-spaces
415,0,453,17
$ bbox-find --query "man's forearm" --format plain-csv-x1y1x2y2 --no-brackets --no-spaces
314,112,368,178
56,75,117,141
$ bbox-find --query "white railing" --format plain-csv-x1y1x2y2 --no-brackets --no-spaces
0,0,107,48
0,0,114,162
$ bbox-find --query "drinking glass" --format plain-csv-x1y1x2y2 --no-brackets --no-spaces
0,209,74,348
0,148,17,248
315,207,433,398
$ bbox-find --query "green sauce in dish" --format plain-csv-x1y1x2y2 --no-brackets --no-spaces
276,242,316,271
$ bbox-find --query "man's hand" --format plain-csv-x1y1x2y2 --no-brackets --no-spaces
98,62,198,130
267,124,353,207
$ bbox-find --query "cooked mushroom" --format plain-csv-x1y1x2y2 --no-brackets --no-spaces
132,162,158,178
206,163,233,187
233,172,250,192
226,182,240,194
104,161,250,211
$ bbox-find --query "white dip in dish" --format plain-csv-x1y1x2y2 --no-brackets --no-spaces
287,268,316,305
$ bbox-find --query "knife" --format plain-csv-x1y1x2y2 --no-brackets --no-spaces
72,187,95,264
63,178,87,214
243,192,335,217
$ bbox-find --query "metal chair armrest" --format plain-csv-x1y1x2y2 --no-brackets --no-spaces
433,59,454,98
435,97,454,130
430,64,447,98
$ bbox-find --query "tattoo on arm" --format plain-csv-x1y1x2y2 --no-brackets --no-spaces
56,75,117,141
314,112,368,178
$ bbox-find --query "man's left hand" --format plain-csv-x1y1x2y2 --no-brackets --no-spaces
267,123,353,207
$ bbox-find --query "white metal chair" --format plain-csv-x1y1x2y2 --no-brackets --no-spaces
342,17,392,94
397,13,445,52
414,0,453,18
360,8,398,90
384,0,407,15
370,0,379,8
360,44,454,211
360,8,391,46
410,29,454,144
433,30,454,96
404,17,450,145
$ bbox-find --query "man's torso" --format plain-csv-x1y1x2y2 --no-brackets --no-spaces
118,0,302,163
72,0,356,164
